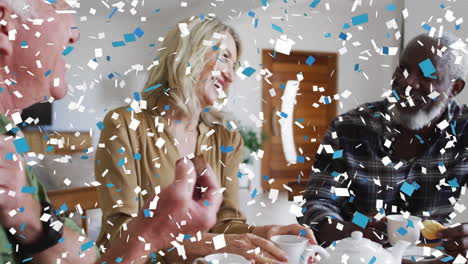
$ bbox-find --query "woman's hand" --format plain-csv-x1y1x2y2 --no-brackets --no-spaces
252,224,317,244
222,233,289,264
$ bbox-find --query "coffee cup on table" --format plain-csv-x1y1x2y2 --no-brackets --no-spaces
386,214,422,246
271,235,329,264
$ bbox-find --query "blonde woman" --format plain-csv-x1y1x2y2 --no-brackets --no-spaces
95,17,316,264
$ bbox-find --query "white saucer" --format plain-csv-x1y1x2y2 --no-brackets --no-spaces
403,246,438,262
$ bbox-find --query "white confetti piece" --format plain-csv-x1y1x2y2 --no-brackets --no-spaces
155,137,166,148
87,59,99,70
437,120,449,130
178,23,190,37
212,234,226,250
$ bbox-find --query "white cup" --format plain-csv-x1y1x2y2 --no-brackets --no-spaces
193,253,251,264
387,214,422,246
271,235,329,264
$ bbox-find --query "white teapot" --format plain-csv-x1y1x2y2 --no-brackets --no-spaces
309,231,411,264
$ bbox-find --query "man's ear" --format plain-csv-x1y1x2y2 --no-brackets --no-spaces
0,4,13,56
450,79,465,97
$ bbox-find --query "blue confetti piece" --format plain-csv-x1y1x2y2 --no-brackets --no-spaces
419,58,437,79
203,200,210,206
112,41,126,47
386,4,396,11
134,27,144,38
261,0,268,7
448,178,460,188
212,45,219,51
339,32,348,40
352,13,369,26
392,89,400,101
200,13,204,20
108,7,117,19
382,46,389,55
407,219,415,228
397,227,408,236
45,69,52,77
144,84,161,92
400,182,416,196
21,257,33,262
143,209,151,217
352,211,369,229
297,155,305,163
0,87,3,93
13,138,30,153
441,256,454,262
133,92,140,101
47,0,56,3
309,0,320,8
116,257,123,263
5,152,13,160
297,118,304,122
368,256,377,264
155,9,161,12
108,73,114,79
331,171,340,177
96,121,105,130
422,23,432,31
62,46,74,56
251,188,257,198
254,18,259,28
134,153,141,161
280,112,288,118
60,203,68,212
272,23,283,33
220,145,234,153
124,33,136,42
21,186,37,194
354,64,360,72
280,83,285,89
81,240,94,252
117,159,125,167
242,67,256,77
20,41,28,47
248,11,256,17
455,24,461,30
204,107,210,112
263,175,269,181
305,56,316,66
324,97,331,104
332,149,343,159
343,23,350,29
324,33,331,38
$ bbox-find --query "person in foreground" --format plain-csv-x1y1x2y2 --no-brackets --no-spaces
0,0,222,263
95,16,316,264
301,33,467,257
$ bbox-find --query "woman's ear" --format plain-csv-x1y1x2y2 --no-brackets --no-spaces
0,4,13,57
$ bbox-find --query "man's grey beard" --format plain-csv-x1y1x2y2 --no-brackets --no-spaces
391,97,449,131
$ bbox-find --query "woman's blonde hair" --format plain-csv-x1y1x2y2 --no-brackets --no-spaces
142,17,242,127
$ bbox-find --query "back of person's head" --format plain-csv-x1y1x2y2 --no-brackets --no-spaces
142,16,242,127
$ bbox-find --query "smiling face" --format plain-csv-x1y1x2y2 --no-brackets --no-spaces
1,0,79,110
196,32,238,108
390,38,457,129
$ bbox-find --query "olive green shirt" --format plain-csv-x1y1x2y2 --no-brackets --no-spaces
95,107,251,263
0,113,83,263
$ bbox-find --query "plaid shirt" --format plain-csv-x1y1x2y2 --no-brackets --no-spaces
301,99,467,227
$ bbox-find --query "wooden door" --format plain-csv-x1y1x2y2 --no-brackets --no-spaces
261,50,338,191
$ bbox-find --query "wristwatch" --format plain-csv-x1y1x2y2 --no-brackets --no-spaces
20,201,65,255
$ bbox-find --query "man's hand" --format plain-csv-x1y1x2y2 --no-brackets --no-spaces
252,224,317,245
0,135,42,244
439,223,468,257
134,156,223,248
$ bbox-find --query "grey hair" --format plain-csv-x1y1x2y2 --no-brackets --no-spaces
0,0,34,19
406,33,468,81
